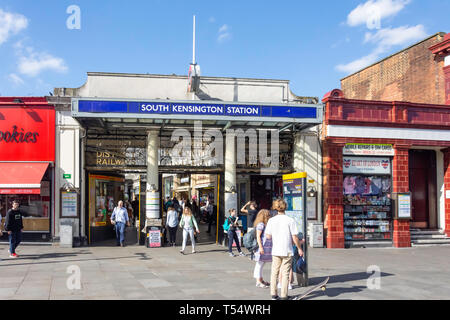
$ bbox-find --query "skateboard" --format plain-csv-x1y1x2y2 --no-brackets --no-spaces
294,276,329,300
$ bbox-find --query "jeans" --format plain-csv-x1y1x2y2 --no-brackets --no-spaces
168,226,177,244
227,229,242,253
9,230,22,254
182,228,195,251
115,222,125,245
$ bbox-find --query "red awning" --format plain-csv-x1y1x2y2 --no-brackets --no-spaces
0,162,49,194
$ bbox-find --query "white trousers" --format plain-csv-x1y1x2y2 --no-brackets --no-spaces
182,228,195,251
253,261,266,279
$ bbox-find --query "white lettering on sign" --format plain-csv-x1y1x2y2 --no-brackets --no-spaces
343,144,394,156
141,104,170,112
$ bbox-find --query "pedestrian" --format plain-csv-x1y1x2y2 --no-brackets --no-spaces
179,207,200,254
278,232,305,290
205,200,215,233
252,209,272,288
111,200,130,247
241,201,258,231
227,209,246,257
265,199,303,300
4,200,24,258
241,201,258,259
166,206,179,247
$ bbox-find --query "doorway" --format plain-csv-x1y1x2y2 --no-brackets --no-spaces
409,150,437,229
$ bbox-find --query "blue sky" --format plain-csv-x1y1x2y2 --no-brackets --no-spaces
0,0,449,99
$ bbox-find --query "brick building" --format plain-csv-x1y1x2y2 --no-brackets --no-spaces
341,32,447,105
322,89,450,248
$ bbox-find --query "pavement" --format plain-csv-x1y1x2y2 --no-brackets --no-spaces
1,223,450,300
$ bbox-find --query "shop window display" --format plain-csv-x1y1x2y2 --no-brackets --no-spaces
343,175,392,241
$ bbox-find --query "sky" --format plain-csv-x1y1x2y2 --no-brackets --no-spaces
0,0,449,99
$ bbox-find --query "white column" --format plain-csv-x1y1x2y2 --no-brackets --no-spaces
146,131,160,219
225,132,237,216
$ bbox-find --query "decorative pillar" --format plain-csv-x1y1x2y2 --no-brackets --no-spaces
443,148,450,237
225,131,237,216
323,141,345,249
392,145,411,247
146,131,160,219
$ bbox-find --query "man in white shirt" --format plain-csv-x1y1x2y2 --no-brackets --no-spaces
265,199,303,300
111,201,130,247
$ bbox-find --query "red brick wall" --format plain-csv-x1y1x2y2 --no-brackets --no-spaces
341,34,446,105
392,146,411,248
444,148,450,237
323,141,345,248
445,66,450,105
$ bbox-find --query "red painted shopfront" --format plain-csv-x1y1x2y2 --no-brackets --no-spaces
322,89,450,248
0,97,55,241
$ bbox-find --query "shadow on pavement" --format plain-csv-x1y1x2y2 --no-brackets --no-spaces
0,255,145,267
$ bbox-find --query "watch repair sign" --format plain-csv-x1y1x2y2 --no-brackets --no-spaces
343,144,394,156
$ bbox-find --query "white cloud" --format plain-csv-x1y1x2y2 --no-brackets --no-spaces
347,0,410,27
364,25,427,47
0,8,28,45
8,73,24,85
17,48,68,77
217,24,232,43
336,25,428,74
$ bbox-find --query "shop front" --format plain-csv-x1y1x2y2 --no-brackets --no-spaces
0,97,55,242
322,89,450,248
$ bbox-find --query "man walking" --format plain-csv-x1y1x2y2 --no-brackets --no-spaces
265,199,303,300
4,200,24,258
111,200,130,247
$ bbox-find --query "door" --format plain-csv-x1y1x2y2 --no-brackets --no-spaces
409,150,437,229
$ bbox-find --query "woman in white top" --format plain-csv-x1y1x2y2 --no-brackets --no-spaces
179,207,200,254
166,206,179,247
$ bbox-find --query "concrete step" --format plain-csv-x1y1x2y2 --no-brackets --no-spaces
410,230,444,236
411,234,448,240
411,239,450,245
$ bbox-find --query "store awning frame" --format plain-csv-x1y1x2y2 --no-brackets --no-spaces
0,162,49,194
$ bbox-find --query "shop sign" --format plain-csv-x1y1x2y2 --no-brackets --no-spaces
343,144,394,156
0,106,55,161
180,177,189,184
343,156,391,174
76,99,318,120
63,174,72,179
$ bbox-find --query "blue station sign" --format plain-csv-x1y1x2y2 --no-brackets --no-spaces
72,99,322,122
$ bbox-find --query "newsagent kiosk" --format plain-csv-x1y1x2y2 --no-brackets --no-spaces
322,89,450,248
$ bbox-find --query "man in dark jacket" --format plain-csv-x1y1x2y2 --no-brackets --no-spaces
4,200,24,258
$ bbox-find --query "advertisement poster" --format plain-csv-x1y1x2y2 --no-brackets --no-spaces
282,172,306,236
148,230,161,247
61,192,78,217
398,193,411,219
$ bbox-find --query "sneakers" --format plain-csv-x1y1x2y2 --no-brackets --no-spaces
9,253,18,258
279,296,294,300
271,295,279,300
179,250,184,255
239,252,246,257
192,250,196,254
228,252,235,257
277,283,293,290
256,282,269,288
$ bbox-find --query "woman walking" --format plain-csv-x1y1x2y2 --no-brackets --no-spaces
227,209,246,257
166,206,179,247
253,209,272,288
179,207,200,254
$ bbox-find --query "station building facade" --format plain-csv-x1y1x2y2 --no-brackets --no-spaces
50,72,324,245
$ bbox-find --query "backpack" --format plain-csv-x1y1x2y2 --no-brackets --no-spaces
296,256,306,274
243,228,258,251
222,218,230,232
